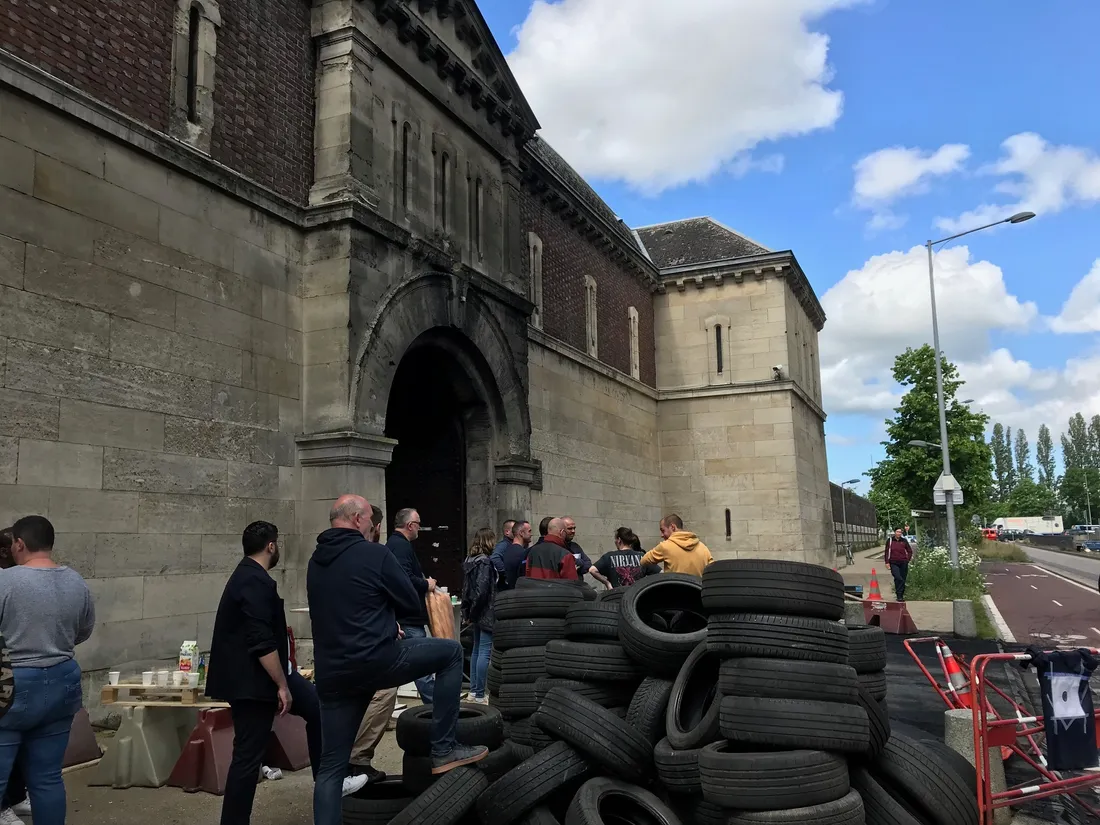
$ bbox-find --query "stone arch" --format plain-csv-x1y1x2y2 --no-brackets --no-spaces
350,270,531,460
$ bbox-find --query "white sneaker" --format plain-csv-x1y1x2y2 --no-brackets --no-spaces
342,774,369,797
1,809,26,825
9,802,28,818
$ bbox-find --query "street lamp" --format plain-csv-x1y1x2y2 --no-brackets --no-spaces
924,211,1035,568
837,478,860,565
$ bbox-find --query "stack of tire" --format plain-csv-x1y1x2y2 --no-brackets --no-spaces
343,562,981,825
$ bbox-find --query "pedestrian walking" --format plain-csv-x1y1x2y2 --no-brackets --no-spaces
461,528,497,704
884,528,914,601
0,516,95,825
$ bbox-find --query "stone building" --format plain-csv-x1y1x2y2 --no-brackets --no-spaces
0,0,832,696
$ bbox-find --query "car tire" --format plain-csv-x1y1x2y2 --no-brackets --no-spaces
858,670,887,701
707,614,848,664
389,766,487,825
653,738,703,795
564,777,683,825
535,677,636,710
396,702,504,757
701,560,845,620
565,602,621,641
697,742,848,810
846,625,887,673
724,788,865,825
718,696,870,754
718,658,858,705
626,677,676,746
475,740,594,825
545,641,644,683
665,642,722,750
619,574,708,677
342,778,415,825
867,733,978,825
494,618,569,651
495,589,586,620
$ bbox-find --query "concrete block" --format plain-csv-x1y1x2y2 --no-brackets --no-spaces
136,493,247,535
93,228,262,318
48,488,139,533
0,185,100,261
228,462,280,499
0,284,111,356
24,246,177,332
200,534,242,573
0,483,50,526
141,572,228,619
94,534,202,578
953,599,978,639
0,436,16,478
234,237,290,292
18,438,103,489
0,233,25,289
246,499,296,533
102,142,210,222
110,316,243,385
58,399,165,452
174,292,252,352
843,601,865,625
163,416,257,463
76,614,199,673
252,430,296,468
103,447,227,496
158,207,235,271
211,384,280,429
5,340,212,419
86,576,146,623
0,91,107,177
54,532,96,578
0,389,60,440
242,353,299,399
34,154,159,241
0,136,35,194
944,709,1009,825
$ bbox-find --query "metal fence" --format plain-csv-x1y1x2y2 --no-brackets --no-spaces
831,483,879,554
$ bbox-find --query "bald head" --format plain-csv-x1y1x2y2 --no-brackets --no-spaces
547,517,567,538
330,494,372,538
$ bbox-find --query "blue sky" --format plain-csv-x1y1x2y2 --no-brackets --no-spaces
477,0,1100,495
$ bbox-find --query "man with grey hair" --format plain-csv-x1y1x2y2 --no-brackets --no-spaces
386,507,436,702
308,495,486,825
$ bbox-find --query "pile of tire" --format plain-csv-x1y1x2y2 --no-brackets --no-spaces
342,562,980,825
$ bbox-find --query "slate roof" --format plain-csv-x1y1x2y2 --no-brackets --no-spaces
635,217,770,269
526,137,644,256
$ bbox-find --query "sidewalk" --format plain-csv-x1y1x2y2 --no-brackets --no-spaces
838,547,954,634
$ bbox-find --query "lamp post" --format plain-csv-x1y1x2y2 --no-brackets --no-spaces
923,210,1035,568
838,478,860,565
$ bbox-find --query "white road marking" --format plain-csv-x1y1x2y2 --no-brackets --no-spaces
1052,600,1063,607
1030,585,1038,590
1091,627,1100,638
1029,564,1100,595
1016,575,1021,579
983,594,1016,643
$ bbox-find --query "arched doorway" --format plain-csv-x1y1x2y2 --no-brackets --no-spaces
384,328,496,593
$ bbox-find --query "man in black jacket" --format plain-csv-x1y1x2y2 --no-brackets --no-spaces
309,495,486,825
386,507,436,702
207,521,366,825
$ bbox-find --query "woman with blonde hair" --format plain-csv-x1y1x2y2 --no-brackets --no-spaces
460,528,497,704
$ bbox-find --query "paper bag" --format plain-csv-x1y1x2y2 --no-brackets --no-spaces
425,590,455,641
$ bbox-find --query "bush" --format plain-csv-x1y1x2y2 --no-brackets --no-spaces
905,545,985,602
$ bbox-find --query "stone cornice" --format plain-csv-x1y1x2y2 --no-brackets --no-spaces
494,457,543,491
528,327,659,400
296,431,398,467
367,0,539,146
656,251,827,332
659,379,828,422
519,154,661,294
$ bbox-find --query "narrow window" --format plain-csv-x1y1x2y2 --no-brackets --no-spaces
529,233,543,329
439,152,450,231
725,509,732,540
186,5,201,124
474,177,483,257
715,325,724,375
584,275,598,358
401,123,411,210
627,306,640,380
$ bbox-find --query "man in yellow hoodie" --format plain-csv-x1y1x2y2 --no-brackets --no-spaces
640,514,713,576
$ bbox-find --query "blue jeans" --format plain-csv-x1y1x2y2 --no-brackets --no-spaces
470,627,492,698
313,636,463,825
0,659,82,825
402,624,435,703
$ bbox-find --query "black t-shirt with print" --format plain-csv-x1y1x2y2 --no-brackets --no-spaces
1026,647,1099,771
594,551,660,588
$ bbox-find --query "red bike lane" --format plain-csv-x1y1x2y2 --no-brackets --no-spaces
983,562,1100,645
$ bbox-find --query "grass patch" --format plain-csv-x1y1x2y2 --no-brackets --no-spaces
972,597,998,640
975,539,1028,562
905,545,985,602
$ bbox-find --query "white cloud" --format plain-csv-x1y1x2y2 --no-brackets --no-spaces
936,133,1100,234
853,144,971,205
507,0,859,193
1048,259,1100,333
821,248,1100,445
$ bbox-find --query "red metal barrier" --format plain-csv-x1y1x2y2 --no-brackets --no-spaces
167,708,235,795
971,649,1100,824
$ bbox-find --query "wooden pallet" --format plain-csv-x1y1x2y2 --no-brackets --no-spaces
102,683,208,706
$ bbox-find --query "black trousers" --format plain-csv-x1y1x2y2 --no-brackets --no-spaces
1,755,25,809
219,671,321,825
889,561,909,601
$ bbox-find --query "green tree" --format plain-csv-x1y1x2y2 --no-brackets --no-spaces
1061,467,1100,525
1013,428,1034,483
866,478,909,533
990,424,1014,501
1036,424,1056,491
1089,415,1100,468
1062,413,1090,470
866,346,993,512
1007,478,1057,517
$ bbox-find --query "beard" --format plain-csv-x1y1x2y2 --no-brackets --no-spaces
269,549,280,570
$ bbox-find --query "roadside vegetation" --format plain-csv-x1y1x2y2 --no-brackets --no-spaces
975,538,1028,562
905,535,999,639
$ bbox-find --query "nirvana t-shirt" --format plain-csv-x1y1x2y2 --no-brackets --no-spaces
1026,647,1099,771
594,551,660,588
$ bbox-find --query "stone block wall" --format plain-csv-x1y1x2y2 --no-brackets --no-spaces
794,396,834,565
0,88,304,692
529,335,663,559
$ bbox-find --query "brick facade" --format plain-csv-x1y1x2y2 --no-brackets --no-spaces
520,187,657,387
0,0,314,204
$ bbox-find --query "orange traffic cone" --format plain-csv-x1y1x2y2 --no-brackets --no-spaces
939,640,972,708
866,568,883,600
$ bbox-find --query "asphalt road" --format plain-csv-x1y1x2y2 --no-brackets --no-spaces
984,558,1100,645
1022,543,1100,589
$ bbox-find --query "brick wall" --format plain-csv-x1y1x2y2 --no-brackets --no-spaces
520,188,657,387
0,0,315,204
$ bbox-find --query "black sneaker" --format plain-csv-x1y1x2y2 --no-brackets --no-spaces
349,765,387,784
430,744,489,775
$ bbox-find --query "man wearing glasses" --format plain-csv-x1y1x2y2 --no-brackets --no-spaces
386,508,437,702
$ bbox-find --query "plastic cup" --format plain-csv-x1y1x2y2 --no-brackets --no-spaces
156,670,169,687
108,671,120,686
172,671,185,687
142,671,154,686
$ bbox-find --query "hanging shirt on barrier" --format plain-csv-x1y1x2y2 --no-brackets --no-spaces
1025,647,1099,771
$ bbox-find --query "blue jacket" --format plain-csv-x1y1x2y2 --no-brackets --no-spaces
307,528,422,698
